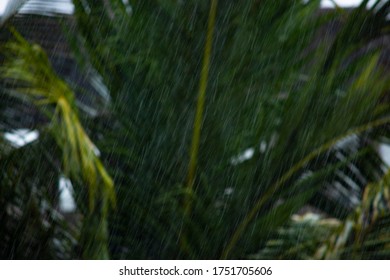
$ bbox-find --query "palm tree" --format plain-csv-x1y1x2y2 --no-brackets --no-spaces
2,0,390,259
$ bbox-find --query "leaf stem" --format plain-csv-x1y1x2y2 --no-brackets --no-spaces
185,0,218,215
180,0,218,257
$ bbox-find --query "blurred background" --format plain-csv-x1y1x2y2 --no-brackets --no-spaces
2,0,390,260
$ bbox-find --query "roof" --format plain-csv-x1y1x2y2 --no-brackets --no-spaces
0,0,73,24
18,0,74,16
0,14,110,131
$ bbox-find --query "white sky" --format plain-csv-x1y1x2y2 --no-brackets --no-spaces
322,0,366,7
0,1,8,15
4,129,39,147
322,0,383,8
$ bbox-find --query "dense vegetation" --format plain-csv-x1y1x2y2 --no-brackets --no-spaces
2,0,390,259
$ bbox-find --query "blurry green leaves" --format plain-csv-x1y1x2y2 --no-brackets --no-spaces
2,0,390,260
52,97,115,212
0,29,115,258
255,168,390,259
0,119,85,258
220,1,390,258
65,0,390,259
250,213,341,259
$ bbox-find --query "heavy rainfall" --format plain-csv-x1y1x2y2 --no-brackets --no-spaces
1,0,390,260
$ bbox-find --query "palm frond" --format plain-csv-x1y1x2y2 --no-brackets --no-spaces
0,29,115,259
254,167,390,259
